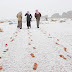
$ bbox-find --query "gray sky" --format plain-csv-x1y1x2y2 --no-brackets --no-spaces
0,0,72,19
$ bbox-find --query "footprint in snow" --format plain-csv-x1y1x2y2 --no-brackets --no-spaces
33,47,36,49
31,40,33,41
0,57,2,59
64,47,67,52
5,44,8,47
59,55,66,60
10,39,14,42
56,42,60,45
33,63,38,70
10,37,12,39
15,35,17,37
0,66,2,70
29,37,31,39
15,32,18,34
3,49,9,52
57,39,59,41
28,43,31,45
30,53,35,58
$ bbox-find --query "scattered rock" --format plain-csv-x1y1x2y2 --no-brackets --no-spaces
57,39,59,41
51,19,57,22
60,20,65,23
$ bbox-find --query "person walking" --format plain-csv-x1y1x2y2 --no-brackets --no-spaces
17,12,22,29
25,11,32,29
35,10,41,28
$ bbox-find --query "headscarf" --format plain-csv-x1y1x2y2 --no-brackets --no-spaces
27,11,30,15
18,11,22,15
36,10,39,14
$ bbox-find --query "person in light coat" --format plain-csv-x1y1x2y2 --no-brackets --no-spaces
17,12,22,29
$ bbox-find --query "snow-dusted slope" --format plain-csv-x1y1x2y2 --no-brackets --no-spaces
0,19,72,72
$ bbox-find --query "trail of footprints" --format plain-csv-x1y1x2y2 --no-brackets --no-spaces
0,29,20,71
0,29,38,71
0,28,72,71
27,30,38,70
39,28,72,61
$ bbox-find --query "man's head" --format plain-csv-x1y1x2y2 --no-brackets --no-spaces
27,11,30,14
36,10,39,14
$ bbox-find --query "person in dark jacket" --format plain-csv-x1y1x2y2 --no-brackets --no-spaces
17,12,22,29
35,10,41,28
25,11,32,29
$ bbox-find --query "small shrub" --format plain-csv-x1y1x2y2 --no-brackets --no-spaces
60,20,65,23
9,23,13,24
0,21,4,23
0,28,3,32
51,19,57,22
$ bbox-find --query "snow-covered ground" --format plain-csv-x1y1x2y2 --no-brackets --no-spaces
0,19,72,72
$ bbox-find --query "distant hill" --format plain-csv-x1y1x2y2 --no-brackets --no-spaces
51,10,72,18
62,11,72,18
51,13,61,18
41,15,48,21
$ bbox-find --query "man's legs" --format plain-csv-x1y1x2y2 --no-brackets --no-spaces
30,21,31,28
37,19,39,28
20,21,22,29
27,21,29,29
17,21,19,28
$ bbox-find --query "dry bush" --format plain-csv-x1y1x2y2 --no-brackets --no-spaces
60,20,65,23
51,19,57,22
40,21,44,24
8,21,11,22
0,28,3,32
46,18,48,21
9,23,13,24
40,22,42,24
0,21,4,23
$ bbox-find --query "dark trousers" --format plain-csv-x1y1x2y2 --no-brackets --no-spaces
27,21,31,28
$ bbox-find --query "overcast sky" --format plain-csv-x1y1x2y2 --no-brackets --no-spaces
0,0,72,19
